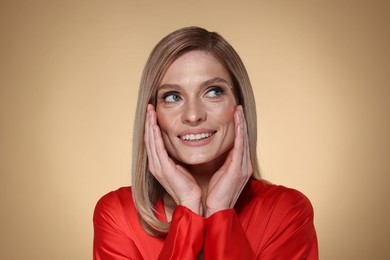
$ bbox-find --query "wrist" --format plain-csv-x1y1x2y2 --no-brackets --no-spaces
181,200,203,215
205,205,231,218
205,208,217,218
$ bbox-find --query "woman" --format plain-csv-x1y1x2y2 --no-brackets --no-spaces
93,26,318,259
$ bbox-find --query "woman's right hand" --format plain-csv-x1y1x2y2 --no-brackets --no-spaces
144,104,203,215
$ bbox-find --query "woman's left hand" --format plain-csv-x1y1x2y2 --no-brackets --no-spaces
205,105,253,217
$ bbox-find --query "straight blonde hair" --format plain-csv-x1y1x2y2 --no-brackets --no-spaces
132,26,260,236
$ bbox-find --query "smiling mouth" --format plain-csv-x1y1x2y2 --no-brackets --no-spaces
179,131,216,141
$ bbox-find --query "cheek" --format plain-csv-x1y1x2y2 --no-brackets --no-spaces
156,108,179,145
156,109,170,134
212,104,236,125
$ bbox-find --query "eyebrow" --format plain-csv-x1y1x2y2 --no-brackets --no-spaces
158,77,231,91
201,77,231,87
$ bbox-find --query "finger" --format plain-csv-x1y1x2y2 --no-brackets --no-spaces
149,106,175,178
152,116,171,169
146,105,162,175
240,106,252,175
144,105,154,171
150,107,164,173
231,105,245,170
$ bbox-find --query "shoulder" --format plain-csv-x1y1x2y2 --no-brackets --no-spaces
93,187,136,226
95,187,133,210
241,178,314,218
248,178,312,203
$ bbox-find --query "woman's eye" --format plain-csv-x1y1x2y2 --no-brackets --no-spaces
205,87,224,98
163,92,182,103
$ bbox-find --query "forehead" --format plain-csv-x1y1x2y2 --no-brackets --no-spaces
160,50,232,85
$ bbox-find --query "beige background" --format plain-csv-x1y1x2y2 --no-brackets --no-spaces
1,1,389,259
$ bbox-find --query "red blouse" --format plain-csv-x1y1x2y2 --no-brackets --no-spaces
93,178,318,259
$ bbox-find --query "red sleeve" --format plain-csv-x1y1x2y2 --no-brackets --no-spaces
204,209,257,259
158,205,206,260
93,192,143,260
93,191,206,260
204,189,318,260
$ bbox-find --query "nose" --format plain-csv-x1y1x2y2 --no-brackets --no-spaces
181,100,207,125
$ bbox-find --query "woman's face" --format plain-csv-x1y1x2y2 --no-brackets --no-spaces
156,50,237,165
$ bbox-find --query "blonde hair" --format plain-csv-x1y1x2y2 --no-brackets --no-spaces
132,26,260,236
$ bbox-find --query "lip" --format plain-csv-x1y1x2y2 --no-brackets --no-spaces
177,128,216,147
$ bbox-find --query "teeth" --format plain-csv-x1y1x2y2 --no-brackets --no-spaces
180,132,213,141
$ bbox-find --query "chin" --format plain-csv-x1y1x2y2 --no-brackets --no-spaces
175,149,229,167
167,142,234,167
177,155,211,166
